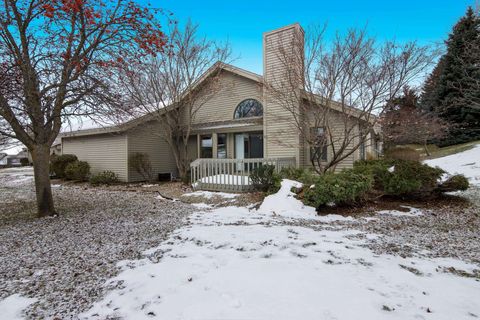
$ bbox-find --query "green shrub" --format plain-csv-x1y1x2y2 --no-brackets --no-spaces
353,159,445,198
20,158,29,166
437,174,469,192
90,171,119,185
65,160,90,181
250,164,281,193
384,146,420,162
303,170,373,209
129,152,152,181
50,154,78,178
279,167,318,185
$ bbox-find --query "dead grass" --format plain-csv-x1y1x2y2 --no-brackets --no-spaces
315,192,472,217
404,140,480,160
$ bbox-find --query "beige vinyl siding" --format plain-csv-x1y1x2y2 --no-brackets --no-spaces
62,133,128,181
263,24,304,164
301,107,358,172
192,71,263,125
187,135,198,161
126,122,177,182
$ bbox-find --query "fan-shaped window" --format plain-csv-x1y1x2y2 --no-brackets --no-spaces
234,99,263,119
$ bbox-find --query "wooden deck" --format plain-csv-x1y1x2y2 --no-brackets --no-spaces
190,157,296,192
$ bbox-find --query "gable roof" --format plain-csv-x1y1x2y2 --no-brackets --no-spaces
61,62,263,139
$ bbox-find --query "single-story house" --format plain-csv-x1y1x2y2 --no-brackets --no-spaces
0,149,30,167
0,153,7,166
61,23,380,188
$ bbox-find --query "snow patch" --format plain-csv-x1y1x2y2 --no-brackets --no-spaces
424,144,480,186
258,179,317,218
377,206,423,217
82,203,480,320
0,294,37,320
183,190,239,199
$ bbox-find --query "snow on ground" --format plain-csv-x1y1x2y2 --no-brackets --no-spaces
183,190,239,199
194,174,251,186
259,179,317,218
259,179,354,223
377,206,424,217
0,167,194,319
0,294,37,320
424,144,480,186
82,181,480,320
0,167,34,188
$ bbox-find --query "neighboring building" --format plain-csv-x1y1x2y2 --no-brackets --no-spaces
0,148,30,167
0,153,7,167
51,140,62,156
61,24,380,184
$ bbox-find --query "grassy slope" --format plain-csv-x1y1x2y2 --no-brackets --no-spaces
404,140,480,160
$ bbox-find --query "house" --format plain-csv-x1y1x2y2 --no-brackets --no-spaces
0,148,30,167
0,153,7,167
61,24,380,187
51,140,62,156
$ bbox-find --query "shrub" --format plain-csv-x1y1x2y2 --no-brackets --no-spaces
250,164,281,193
20,158,29,166
353,159,445,198
129,152,152,181
279,167,318,185
303,170,373,209
65,160,90,181
437,174,469,192
384,146,420,162
90,171,119,185
50,154,78,178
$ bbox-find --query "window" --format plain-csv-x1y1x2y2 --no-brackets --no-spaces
310,127,328,162
359,142,366,160
217,134,227,159
234,99,263,118
200,135,213,158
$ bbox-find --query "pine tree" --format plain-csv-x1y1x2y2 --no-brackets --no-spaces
420,7,480,146
420,58,445,112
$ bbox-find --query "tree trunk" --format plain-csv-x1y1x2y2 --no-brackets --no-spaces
31,145,57,217
423,141,431,157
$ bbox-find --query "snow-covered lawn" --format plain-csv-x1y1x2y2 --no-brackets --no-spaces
2,141,480,319
79,180,480,320
424,144,480,186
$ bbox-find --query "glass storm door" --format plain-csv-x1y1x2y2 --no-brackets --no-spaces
235,132,264,159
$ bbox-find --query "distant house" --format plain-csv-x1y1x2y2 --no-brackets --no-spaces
0,149,29,167
61,24,380,186
51,140,62,156
0,153,7,167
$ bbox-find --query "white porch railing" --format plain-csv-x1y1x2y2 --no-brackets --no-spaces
190,157,296,192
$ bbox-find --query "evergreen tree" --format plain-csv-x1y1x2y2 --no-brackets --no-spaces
420,58,445,112
421,7,480,146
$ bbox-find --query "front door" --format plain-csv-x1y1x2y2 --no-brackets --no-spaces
234,132,264,159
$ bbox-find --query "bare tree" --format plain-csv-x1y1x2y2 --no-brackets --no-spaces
265,26,436,173
0,0,168,217
380,87,448,155
116,21,232,180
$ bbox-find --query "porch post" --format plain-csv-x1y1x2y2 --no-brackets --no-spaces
197,134,201,158
212,133,218,159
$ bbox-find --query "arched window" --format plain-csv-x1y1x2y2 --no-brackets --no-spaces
234,99,263,118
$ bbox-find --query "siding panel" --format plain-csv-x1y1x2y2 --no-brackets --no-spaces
127,122,178,182
62,134,128,181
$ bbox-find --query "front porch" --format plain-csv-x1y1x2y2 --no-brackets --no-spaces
190,157,296,192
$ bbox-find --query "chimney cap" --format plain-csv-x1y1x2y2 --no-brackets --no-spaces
263,23,304,37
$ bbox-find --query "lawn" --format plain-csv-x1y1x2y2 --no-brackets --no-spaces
0,144,479,319
406,140,480,159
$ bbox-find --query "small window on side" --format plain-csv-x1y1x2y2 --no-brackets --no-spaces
310,127,327,162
